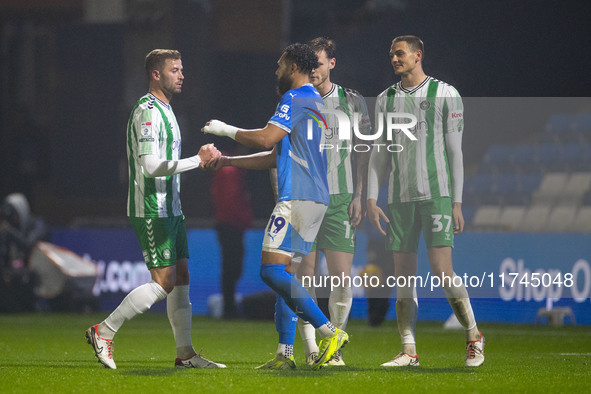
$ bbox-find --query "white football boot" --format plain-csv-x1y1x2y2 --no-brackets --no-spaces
465,331,485,367
326,349,345,366
381,352,420,367
86,324,116,369
175,353,227,369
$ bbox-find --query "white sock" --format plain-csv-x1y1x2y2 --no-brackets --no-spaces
101,281,168,339
297,284,319,356
329,286,352,330
442,274,477,332
167,285,195,358
316,321,336,339
396,284,418,348
277,343,294,358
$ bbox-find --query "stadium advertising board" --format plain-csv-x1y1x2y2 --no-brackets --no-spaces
50,228,591,324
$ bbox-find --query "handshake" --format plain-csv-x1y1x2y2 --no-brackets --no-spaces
197,143,227,171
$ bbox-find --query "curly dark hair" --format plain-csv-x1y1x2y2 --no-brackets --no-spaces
282,43,319,74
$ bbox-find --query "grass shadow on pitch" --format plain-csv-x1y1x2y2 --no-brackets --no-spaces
122,368,177,377
256,366,375,377
250,365,476,376
0,360,115,369
394,366,476,374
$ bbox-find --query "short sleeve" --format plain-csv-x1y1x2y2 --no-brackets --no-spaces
268,93,292,134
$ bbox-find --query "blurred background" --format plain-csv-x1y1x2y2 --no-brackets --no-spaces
1,0,590,225
1,0,590,322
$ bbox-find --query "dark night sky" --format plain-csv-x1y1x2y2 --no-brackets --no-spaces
2,0,590,222
291,0,591,97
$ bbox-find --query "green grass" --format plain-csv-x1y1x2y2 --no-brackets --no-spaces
0,313,589,393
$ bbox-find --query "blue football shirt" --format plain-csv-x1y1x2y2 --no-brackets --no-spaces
268,84,329,205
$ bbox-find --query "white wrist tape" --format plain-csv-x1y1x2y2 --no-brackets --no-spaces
204,119,238,140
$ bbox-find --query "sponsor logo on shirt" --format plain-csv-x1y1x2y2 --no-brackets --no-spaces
274,111,291,120
141,122,152,136
171,140,181,150
451,111,463,119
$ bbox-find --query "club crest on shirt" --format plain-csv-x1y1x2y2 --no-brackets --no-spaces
420,100,431,111
335,105,349,118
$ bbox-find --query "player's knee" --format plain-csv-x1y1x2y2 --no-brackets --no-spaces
153,277,175,293
260,264,285,287
175,270,190,286
259,265,273,285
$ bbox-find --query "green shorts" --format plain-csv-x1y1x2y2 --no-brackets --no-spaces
386,197,454,252
129,215,189,269
311,193,356,254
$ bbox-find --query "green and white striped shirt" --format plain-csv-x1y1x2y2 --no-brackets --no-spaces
375,77,464,203
323,84,371,195
126,93,183,218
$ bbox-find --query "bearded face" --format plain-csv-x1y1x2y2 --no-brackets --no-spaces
276,71,293,96
275,54,294,96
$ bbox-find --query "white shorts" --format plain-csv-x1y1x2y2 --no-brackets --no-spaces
262,200,328,257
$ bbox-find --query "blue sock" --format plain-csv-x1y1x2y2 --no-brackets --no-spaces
275,293,297,346
260,264,328,328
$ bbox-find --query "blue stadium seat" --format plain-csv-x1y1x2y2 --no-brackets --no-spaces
478,192,504,205
497,173,533,205
464,173,495,204
495,173,519,193
573,113,591,133
462,204,477,226
561,143,588,171
519,173,543,193
543,114,589,144
545,113,572,134
485,145,512,162
482,145,514,173
535,142,569,172
511,145,538,172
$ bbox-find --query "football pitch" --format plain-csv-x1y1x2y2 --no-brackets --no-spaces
0,313,589,393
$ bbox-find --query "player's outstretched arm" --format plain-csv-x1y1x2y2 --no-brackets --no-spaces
141,143,219,177
205,147,277,171
202,120,287,150
141,144,221,177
